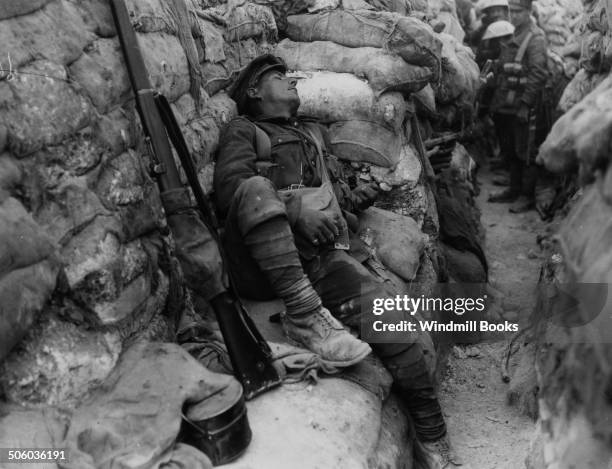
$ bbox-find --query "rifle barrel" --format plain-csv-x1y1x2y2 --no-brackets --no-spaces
109,0,182,192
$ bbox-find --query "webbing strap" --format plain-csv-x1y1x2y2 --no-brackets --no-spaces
253,124,271,161
515,31,534,63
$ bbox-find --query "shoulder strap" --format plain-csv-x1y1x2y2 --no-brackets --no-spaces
302,125,331,184
515,31,534,63
252,123,271,160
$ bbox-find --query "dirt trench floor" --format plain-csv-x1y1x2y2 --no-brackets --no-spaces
438,168,548,469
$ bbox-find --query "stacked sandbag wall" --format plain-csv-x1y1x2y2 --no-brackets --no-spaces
527,15,612,465
555,0,612,113
274,1,483,288
275,6,437,289
533,0,583,55
0,0,276,407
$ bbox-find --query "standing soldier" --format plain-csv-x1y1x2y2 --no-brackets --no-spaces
487,0,548,212
476,20,515,68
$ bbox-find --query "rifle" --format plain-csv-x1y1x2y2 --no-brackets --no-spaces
110,0,281,400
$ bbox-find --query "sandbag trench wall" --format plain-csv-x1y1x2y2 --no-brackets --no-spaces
0,0,278,407
555,0,610,114
527,0,612,465
0,0,472,410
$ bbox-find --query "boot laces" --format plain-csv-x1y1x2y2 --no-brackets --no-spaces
315,309,344,331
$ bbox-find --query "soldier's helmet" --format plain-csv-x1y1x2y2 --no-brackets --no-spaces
477,0,509,12
482,20,515,40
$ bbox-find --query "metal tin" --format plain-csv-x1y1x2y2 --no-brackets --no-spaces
180,379,252,466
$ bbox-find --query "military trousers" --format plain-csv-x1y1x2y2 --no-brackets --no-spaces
493,113,539,197
221,176,446,441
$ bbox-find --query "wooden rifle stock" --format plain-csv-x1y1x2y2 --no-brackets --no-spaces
109,0,281,399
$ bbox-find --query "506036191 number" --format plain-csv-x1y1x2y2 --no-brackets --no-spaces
0,448,68,463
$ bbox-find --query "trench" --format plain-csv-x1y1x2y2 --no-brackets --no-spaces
438,166,546,468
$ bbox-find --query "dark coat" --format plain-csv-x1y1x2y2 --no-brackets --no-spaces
213,115,355,224
490,18,548,113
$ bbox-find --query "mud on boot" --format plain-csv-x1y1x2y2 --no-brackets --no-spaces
281,307,371,367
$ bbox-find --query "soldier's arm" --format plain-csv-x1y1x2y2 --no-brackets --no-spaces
214,118,259,218
214,118,302,225
520,34,548,109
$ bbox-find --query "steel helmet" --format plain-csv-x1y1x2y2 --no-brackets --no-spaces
477,0,509,11
482,20,515,40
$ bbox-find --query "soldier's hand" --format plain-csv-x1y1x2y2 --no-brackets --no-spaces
351,182,379,211
517,105,530,124
296,208,341,246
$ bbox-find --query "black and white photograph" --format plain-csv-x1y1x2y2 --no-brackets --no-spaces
0,0,610,467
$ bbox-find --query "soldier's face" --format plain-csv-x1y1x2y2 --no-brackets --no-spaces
252,70,300,115
509,7,529,26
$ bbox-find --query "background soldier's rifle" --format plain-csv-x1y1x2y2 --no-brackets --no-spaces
110,0,281,400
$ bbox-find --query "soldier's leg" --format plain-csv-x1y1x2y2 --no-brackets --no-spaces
508,120,523,196
223,176,370,364
489,114,521,202
305,250,446,442
492,113,510,170
509,118,537,213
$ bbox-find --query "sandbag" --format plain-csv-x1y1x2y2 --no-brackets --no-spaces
197,19,226,63
557,181,612,282
139,32,191,103
0,197,56,277
293,71,406,131
369,144,422,187
61,342,227,469
275,39,432,94
437,10,465,42
2,60,93,157
0,0,53,20
537,74,612,176
0,405,66,469
557,69,606,113
357,207,427,281
328,120,403,167
436,32,480,104
200,37,272,95
69,38,130,114
0,260,59,362
0,154,22,203
213,1,278,42
71,0,117,38
126,0,176,33
286,10,442,69
0,0,95,69
579,30,612,73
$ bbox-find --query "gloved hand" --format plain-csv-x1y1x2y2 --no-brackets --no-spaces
517,104,530,124
351,182,379,211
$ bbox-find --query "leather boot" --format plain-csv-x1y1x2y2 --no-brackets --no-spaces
282,307,371,367
421,434,464,468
